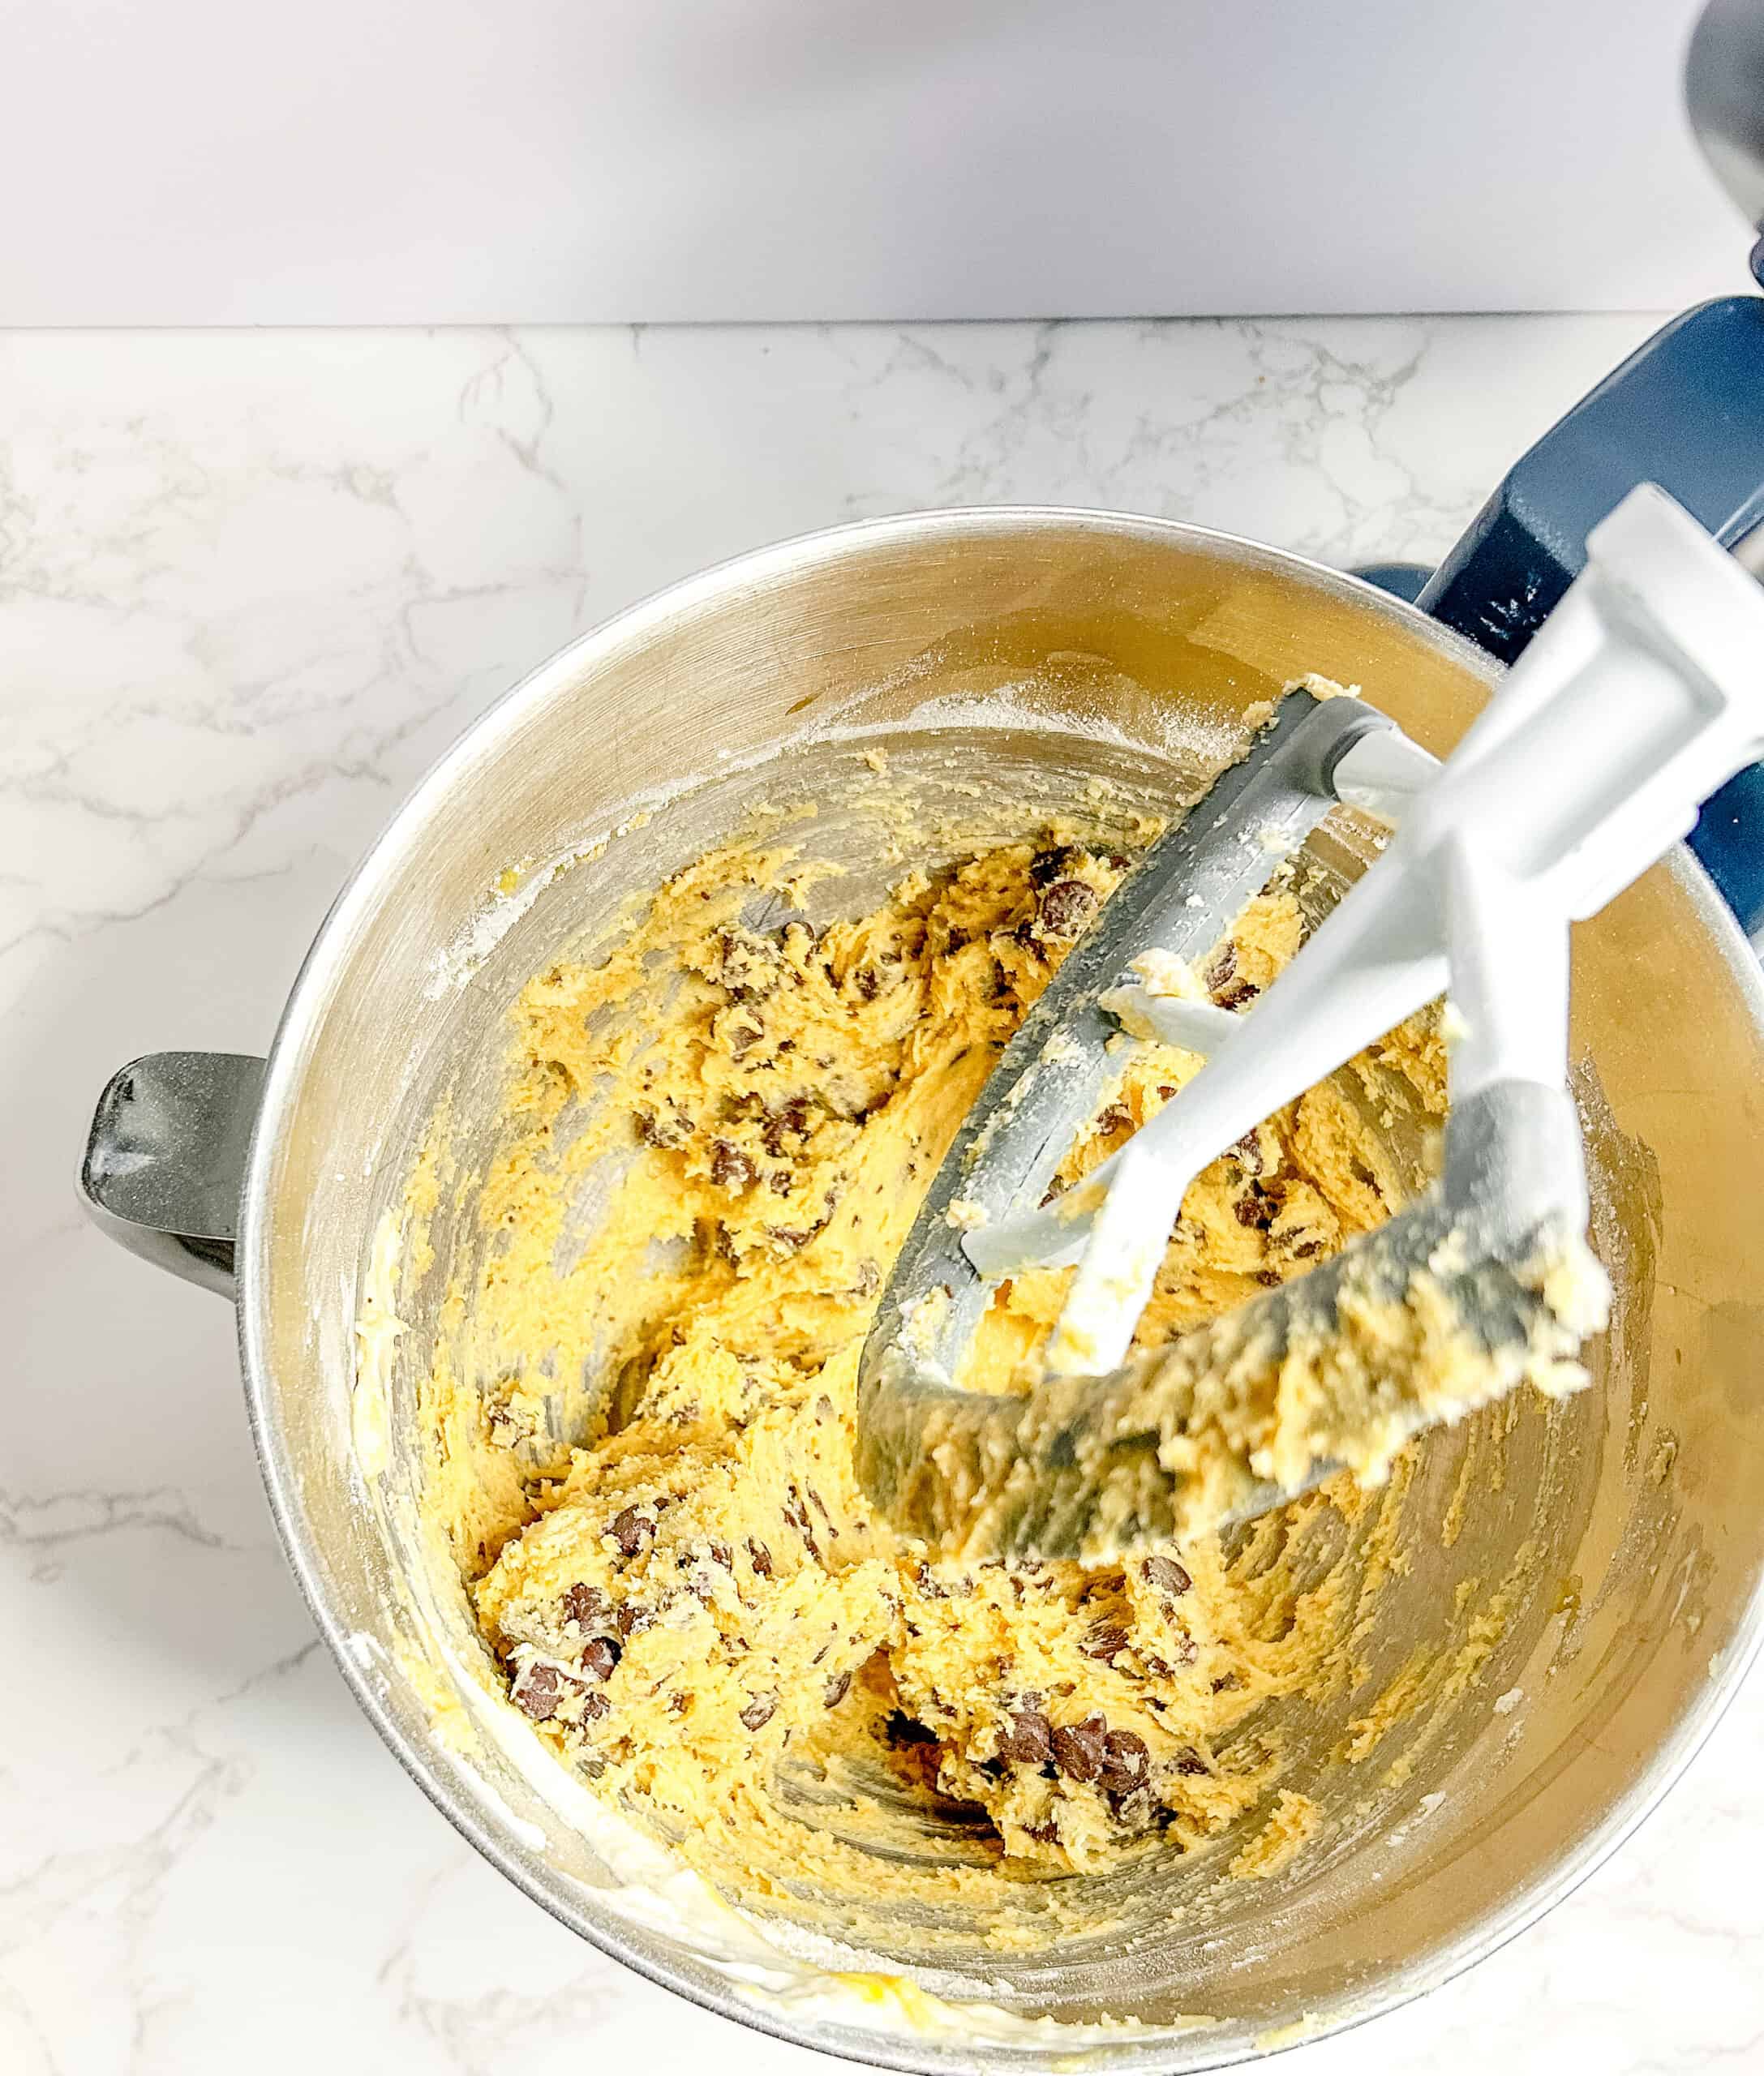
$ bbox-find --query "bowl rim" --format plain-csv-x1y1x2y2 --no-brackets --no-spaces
235,502,1764,2073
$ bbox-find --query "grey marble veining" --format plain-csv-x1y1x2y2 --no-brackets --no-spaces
2,314,1759,2075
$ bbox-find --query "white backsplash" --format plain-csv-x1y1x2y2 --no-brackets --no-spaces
0,0,1748,324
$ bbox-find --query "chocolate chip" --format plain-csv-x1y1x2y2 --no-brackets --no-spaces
1082,1620,1130,1663
1230,1129,1264,1174
746,1538,774,1577
768,1226,813,1250
709,1139,756,1191
561,1582,609,1628
609,1506,656,1557
824,1670,852,1708
1096,1104,1133,1135
1211,1671,1241,1693
1289,1234,1324,1259
783,1490,822,1560
1037,879,1098,938
740,1694,778,1731
885,1709,939,1748
707,1542,733,1569
1174,1748,1211,1775
1028,844,1080,887
511,1662,561,1721
1050,1715,1109,1783
615,1601,654,1638
1204,941,1238,997
1234,1187,1273,1229
636,1106,693,1149
999,1709,1054,1765
762,1096,813,1155
1025,1819,1061,1845
581,1635,622,1683
1100,1729,1150,1794
581,1690,611,1722
1157,1084,1178,1100
855,968,880,1001
1144,1555,1192,1598
1215,978,1261,1010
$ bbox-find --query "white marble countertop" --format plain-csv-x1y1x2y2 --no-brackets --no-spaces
3,314,1761,2074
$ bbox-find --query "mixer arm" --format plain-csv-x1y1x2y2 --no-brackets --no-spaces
1414,296,1764,937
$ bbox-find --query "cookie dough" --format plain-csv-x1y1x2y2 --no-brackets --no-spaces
411,821,1462,1911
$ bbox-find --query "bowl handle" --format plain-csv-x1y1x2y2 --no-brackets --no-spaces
80,1052,265,1298
1414,294,1764,939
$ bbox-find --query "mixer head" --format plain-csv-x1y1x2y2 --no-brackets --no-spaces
855,487,1764,1561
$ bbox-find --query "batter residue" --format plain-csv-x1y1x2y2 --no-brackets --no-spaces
414,824,1452,1913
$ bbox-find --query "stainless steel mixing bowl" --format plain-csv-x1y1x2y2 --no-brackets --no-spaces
83,510,1764,2070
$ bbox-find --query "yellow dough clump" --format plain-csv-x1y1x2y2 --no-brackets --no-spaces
416,829,1444,1915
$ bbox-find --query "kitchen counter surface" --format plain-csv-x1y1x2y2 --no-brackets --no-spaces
2,313,1760,2075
